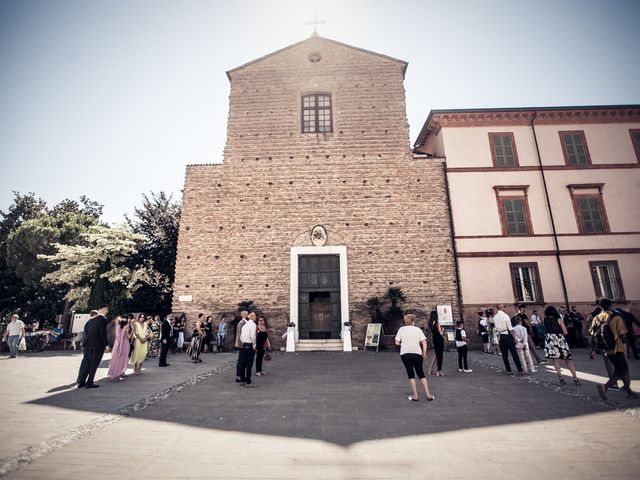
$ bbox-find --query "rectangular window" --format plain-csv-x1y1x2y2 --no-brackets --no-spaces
494,186,533,236
502,198,529,235
568,184,609,234
302,94,332,133
590,261,625,301
560,131,591,166
510,263,543,303
489,133,519,167
576,196,605,233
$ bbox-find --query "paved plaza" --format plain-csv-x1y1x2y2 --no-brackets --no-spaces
0,347,639,479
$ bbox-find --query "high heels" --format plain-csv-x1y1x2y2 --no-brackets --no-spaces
573,378,581,386
558,376,566,386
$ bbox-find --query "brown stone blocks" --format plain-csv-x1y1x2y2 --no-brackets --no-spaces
173,37,458,347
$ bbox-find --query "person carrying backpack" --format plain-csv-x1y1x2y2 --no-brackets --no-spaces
595,298,637,400
612,307,640,360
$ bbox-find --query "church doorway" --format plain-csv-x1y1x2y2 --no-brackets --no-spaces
289,245,350,344
309,292,331,338
297,254,341,339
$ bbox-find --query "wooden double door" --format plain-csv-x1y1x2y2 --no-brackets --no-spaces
298,254,341,339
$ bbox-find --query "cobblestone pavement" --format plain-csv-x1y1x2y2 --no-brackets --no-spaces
1,347,639,479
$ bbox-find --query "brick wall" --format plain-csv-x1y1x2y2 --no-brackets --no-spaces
172,37,458,348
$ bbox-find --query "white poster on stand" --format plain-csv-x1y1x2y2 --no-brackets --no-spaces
437,305,454,326
71,314,91,334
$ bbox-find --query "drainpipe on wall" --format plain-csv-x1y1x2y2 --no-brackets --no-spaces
530,111,570,308
442,160,465,321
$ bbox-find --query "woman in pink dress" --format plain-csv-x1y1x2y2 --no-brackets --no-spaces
107,317,131,381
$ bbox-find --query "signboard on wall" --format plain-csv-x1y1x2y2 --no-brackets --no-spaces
437,304,454,326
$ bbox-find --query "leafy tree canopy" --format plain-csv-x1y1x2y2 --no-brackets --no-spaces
126,191,181,315
7,212,96,285
0,192,104,322
39,225,149,310
49,195,103,220
126,191,181,281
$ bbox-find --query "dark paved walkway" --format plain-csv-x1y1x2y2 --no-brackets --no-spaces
2,349,639,479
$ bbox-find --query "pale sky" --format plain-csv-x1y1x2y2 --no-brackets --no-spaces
1,0,639,223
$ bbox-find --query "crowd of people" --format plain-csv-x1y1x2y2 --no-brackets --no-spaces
3,298,637,402
72,308,245,388
394,299,638,402
0,316,64,355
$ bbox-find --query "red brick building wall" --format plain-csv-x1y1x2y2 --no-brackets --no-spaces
172,36,458,347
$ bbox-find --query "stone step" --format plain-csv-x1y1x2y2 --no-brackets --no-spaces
295,344,344,352
294,339,344,351
296,339,342,344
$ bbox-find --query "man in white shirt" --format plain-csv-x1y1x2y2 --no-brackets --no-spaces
3,314,25,358
493,305,524,375
237,312,257,387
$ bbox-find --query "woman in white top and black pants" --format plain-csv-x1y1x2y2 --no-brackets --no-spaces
395,314,436,402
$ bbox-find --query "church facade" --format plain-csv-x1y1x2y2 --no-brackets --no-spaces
172,36,459,347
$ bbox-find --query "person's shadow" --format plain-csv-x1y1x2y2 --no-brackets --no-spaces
46,383,78,393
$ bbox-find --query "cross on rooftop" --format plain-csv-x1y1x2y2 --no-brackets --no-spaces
306,15,325,37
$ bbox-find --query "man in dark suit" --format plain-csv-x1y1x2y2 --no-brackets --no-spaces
77,304,109,388
159,314,173,367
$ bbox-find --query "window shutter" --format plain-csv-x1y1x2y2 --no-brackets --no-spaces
563,133,588,165
503,199,528,235
577,196,604,233
492,135,515,166
590,264,602,298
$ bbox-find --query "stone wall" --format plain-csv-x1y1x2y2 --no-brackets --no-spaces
172,37,458,346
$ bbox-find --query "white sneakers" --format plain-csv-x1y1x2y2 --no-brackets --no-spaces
459,369,473,373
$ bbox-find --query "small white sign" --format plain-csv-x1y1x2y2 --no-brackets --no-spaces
437,304,454,326
178,295,193,302
71,314,91,334
364,323,383,351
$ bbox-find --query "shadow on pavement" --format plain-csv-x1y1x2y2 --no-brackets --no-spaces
27,351,628,446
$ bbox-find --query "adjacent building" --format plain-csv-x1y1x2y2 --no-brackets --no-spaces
414,105,640,337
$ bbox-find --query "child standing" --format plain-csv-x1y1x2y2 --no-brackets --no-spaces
487,308,499,355
477,311,490,354
455,321,472,372
513,316,536,373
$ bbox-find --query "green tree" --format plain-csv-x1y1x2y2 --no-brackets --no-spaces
0,193,105,324
39,225,150,311
6,212,96,285
0,193,48,320
126,192,181,314
49,196,103,220
237,300,257,313
366,296,384,323
384,287,406,332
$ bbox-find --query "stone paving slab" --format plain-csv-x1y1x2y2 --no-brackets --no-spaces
2,349,640,479
0,350,233,470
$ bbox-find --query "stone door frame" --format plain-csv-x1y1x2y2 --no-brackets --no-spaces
289,246,349,340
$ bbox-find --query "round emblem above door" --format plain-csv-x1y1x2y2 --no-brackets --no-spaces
311,225,328,246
